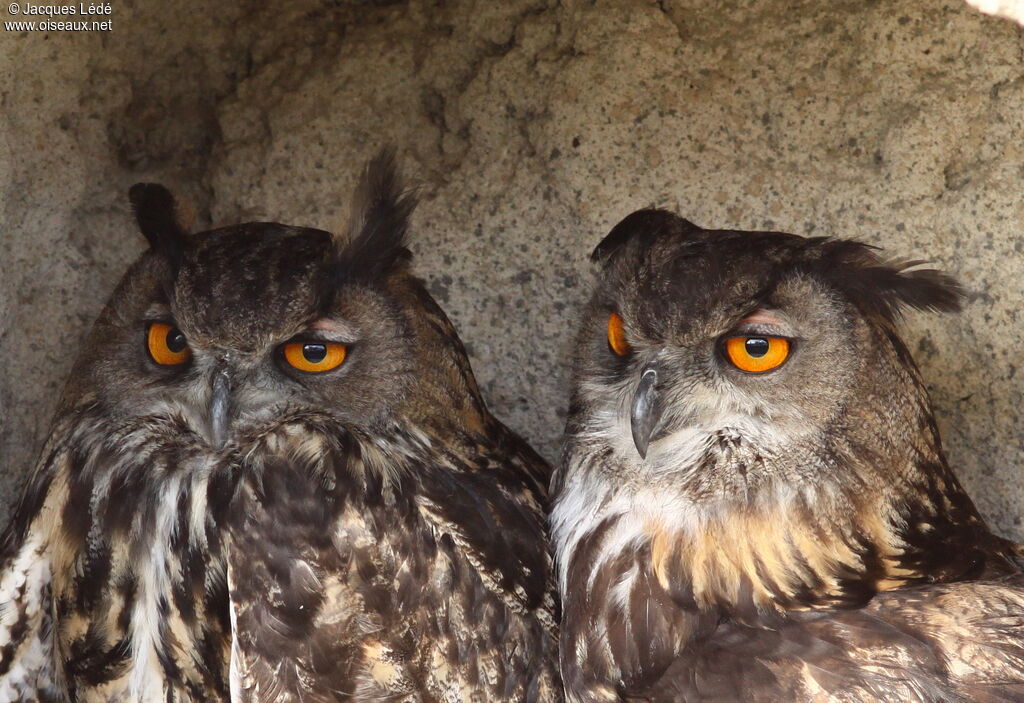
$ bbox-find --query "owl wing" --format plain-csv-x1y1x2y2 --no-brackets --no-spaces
224,420,559,703
224,448,376,703
413,428,558,635
864,574,1024,702
641,575,1024,702
225,424,449,703
0,425,69,703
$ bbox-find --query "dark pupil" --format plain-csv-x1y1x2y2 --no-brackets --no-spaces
303,344,328,363
166,328,187,353
745,338,770,358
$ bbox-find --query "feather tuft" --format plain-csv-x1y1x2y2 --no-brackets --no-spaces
591,208,700,268
128,183,187,272
803,239,964,323
333,148,418,284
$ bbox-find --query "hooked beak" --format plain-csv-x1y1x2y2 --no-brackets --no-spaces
209,366,232,449
630,361,664,459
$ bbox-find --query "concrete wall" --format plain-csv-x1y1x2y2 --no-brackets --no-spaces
1,0,1022,537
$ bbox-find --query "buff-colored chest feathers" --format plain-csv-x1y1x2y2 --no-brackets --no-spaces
561,478,921,617
662,488,935,616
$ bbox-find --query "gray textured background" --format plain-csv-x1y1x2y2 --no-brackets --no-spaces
1,0,1022,538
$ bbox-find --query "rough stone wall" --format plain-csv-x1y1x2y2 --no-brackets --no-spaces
1,0,1022,538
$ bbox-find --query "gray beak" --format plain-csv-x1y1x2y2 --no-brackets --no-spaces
209,366,232,449
630,362,664,459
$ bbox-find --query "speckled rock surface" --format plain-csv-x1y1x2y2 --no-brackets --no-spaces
1,0,1022,537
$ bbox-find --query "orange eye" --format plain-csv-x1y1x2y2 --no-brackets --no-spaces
724,336,790,373
283,342,347,373
147,322,191,366
607,312,632,356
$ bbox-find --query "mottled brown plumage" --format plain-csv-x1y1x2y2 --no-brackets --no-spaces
0,153,561,701
551,209,1024,702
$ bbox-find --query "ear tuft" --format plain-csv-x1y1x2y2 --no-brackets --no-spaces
128,183,187,270
334,148,418,283
875,263,963,315
592,209,699,268
810,240,964,322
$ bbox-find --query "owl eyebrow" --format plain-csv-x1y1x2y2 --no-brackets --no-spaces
304,317,358,341
732,309,794,335
140,303,174,321
737,310,785,327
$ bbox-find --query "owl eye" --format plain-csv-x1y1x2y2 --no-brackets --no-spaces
283,342,347,373
147,322,191,366
724,336,790,373
607,312,632,356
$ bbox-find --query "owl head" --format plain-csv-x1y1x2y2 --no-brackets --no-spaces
60,152,484,450
566,208,965,500
550,206,1018,632
551,210,1024,703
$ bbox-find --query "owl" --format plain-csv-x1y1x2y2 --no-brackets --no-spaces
551,209,1024,702
0,152,561,702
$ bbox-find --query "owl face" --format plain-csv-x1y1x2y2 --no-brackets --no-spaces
569,209,961,494
65,167,423,452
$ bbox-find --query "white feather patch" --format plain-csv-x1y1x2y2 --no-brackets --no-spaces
0,529,56,701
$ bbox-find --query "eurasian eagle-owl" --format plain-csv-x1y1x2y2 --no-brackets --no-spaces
0,153,561,702
551,209,1024,702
